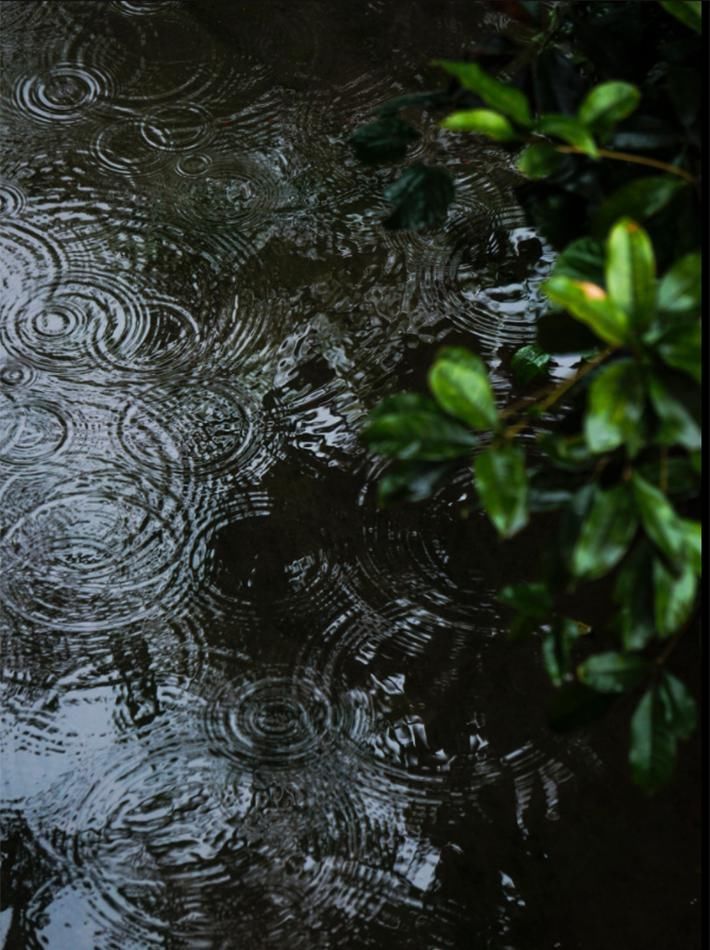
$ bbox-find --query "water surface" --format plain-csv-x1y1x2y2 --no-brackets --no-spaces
0,2,700,948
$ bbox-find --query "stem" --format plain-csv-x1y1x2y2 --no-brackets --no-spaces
554,144,697,184
503,347,615,438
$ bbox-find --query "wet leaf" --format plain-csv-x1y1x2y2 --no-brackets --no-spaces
539,433,595,470
510,343,550,388
516,143,564,178
658,0,702,33
350,116,420,163
653,557,697,636
473,443,528,538
656,252,701,315
441,108,516,141
535,114,599,157
658,672,696,741
428,347,498,430
592,176,687,239
631,473,700,572
549,237,605,284
648,373,701,451
571,483,638,580
578,81,641,137
614,541,656,650
376,90,451,116
432,59,532,127
605,218,656,332
383,164,454,230
363,393,477,461
499,581,552,617
630,687,677,791
577,651,650,693
543,618,584,686
542,275,629,345
655,321,700,382
584,358,646,456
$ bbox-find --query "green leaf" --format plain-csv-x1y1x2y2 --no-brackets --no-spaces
592,176,687,239
614,541,656,650
571,483,638,579
428,347,498,430
648,373,701,450
441,108,516,141
656,252,701,315
516,143,564,179
432,59,533,127
659,0,702,33
584,359,646,456
543,618,584,687
654,557,697,636
549,237,605,284
539,432,595,470
473,443,528,538
577,651,650,693
542,275,629,345
658,672,696,741
377,460,454,505
578,81,641,137
655,321,700,382
363,393,477,461
631,473,700,571
350,116,420,162
499,581,552,617
548,682,616,732
630,688,677,791
535,114,599,157
605,218,656,331
383,164,454,230
510,343,551,388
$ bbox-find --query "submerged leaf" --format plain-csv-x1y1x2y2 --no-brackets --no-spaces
350,116,420,163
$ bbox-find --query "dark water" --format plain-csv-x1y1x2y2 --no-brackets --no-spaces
0,2,700,948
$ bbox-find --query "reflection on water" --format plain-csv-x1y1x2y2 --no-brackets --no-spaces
0,2,699,948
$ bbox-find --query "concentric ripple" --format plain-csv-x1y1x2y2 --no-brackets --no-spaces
12,63,113,125
118,377,279,481
0,392,72,466
0,461,191,632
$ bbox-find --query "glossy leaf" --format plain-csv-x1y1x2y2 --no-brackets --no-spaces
577,651,650,693
499,582,552,617
539,432,595,470
654,557,697,636
631,473,700,571
656,252,701,315
543,618,583,687
349,116,419,162
578,81,640,137
535,114,599,157
428,347,498,430
655,321,701,382
658,672,697,741
584,358,645,455
605,218,656,331
363,393,477,461
432,59,532,127
383,164,454,230
473,443,528,538
510,343,551,388
648,373,701,450
549,237,605,284
441,109,516,141
659,0,702,33
614,541,656,650
542,275,629,345
571,483,638,580
592,176,687,239
630,688,677,791
516,143,564,178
